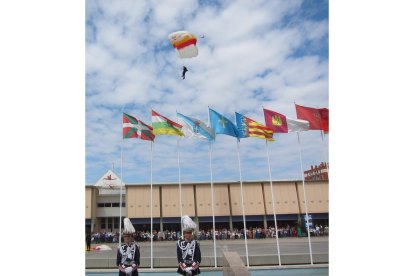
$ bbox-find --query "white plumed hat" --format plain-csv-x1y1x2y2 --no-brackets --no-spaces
123,218,136,234
182,215,197,232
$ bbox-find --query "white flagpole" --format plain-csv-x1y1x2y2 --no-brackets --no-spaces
321,131,329,177
236,140,249,267
208,142,217,267
119,112,124,248
177,138,183,235
265,140,282,266
297,132,314,265
207,107,217,268
150,141,154,269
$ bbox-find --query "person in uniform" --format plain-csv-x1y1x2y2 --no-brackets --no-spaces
117,218,140,276
176,215,201,275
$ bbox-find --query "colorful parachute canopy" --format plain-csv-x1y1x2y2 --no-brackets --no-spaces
168,31,198,59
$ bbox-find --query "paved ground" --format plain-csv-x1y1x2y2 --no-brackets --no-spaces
86,236,328,260
86,266,329,276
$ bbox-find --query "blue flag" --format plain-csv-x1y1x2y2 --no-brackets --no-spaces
177,112,215,141
208,108,239,138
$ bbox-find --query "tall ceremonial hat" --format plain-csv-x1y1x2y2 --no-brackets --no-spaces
123,217,136,236
182,215,197,232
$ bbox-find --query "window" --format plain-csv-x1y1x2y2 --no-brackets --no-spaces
98,203,104,207
122,203,125,207
104,203,111,207
112,203,120,207
100,218,106,229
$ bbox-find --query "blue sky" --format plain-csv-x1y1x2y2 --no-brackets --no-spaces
85,0,329,184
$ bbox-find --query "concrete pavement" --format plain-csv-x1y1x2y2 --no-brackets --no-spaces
86,236,328,268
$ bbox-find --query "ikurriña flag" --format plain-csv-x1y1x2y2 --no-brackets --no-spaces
208,108,239,138
177,112,215,141
123,113,155,141
151,110,184,136
263,108,309,133
123,113,139,139
137,120,155,141
295,104,329,132
235,112,274,141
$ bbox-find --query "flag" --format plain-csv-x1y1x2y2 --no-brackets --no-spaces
137,120,155,141
235,112,274,141
123,113,139,139
123,113,155,141
263,108,309,133
295,104,329,131
208,108,239,138
177,112,215,141
319,108,329,133
151,110,184,136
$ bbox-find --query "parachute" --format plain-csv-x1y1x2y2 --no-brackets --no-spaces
168,31,198,59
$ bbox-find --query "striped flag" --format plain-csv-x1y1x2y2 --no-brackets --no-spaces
151,110,184,136
235,112,274,141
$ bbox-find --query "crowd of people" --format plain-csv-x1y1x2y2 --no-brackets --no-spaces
89,225,328,244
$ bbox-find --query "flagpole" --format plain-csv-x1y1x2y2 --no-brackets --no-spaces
321,131,329,177
207,106,217,268
297,132,314,265
209,142,217,267
119,112,124,248
177,138,183,236
236,140,249,267
150,141,153,269
265,140,282,266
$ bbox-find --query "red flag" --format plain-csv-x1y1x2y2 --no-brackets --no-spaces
295,104,329,131
319,108,329,133
263,109,288,133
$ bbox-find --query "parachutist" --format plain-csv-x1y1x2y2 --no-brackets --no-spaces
182,66,188,79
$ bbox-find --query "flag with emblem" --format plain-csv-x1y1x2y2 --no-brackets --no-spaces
208,108,239,138
295,104,328,132
263,108,309,133
235,112,274,141
151,110,184,136
177,112,215,141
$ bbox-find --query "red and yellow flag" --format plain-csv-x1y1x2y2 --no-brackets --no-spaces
235,112,274,141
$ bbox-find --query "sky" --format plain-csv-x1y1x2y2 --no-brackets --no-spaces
85,0,329,184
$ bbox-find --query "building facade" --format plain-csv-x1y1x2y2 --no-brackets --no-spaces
304,162,329,181
85,169,329,233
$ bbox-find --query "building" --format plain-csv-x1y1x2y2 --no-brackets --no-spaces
304,162,329,181
85,169,329,233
